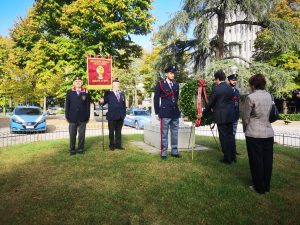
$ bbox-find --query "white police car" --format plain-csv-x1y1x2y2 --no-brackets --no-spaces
9,106,47,133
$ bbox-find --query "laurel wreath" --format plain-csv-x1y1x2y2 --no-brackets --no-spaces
179,80,214,126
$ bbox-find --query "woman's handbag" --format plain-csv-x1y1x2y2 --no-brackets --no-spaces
269,94,279,123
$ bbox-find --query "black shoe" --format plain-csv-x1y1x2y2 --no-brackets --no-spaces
220,159,231,164
171,154,182,158
109,147,115,151
236,152,241,155
70,151,76,156
116,147,125,150
78,149,84,154
161,156,167,160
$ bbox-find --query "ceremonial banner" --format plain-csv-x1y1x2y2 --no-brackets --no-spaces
87,55,112,90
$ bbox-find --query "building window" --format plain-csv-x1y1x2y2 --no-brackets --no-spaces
244,41,247,51
249,40,252,51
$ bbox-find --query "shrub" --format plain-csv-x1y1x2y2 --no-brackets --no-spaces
279,114,300,121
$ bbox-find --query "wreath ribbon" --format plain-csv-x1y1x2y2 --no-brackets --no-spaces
195,80,208,127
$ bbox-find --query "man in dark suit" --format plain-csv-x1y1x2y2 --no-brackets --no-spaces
154,65,181,160
100,78,126,150
202,70,236,164
65,76,90,155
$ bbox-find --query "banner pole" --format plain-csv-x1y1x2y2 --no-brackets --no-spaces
102,104,104,151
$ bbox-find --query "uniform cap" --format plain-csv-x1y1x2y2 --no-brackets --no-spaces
227,74,238,81
164,65,176,73
73,76,82,81
112,78,119,83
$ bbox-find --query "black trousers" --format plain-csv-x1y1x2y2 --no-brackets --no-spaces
246,136,274,194
217,123,236,162
108,118,124,148
69,122,87,152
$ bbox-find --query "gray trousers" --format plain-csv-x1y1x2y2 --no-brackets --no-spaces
69,122,87,153
160,118,179,157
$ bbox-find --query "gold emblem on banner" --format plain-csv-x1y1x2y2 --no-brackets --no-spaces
96,65,105,79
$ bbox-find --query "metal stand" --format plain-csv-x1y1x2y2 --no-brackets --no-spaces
210,123,222,152
188,123,194,160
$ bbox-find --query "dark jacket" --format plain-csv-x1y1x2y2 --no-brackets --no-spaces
65,88,90,123
154,79,180,119
103,91,126,121
203,82,235,124
232,86,240,121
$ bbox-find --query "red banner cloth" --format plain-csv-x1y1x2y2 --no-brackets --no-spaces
195,80,208,127
87,55,112,90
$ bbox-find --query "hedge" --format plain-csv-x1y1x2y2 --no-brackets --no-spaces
279,114,300,121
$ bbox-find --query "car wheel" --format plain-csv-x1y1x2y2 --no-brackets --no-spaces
134,121,140,130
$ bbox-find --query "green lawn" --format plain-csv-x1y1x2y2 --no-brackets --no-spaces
0,135,299,225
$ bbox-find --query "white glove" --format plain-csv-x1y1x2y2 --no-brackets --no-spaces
155,115,160,120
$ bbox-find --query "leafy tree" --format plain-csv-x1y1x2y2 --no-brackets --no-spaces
156,0,298,71
139,47,163,93
254,0,300,69
33,0,154,69
5,0,154,105
0,36,12,76
253,0,300,113
152,32,191,83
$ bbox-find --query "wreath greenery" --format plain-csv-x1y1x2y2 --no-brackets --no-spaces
179,80,214,126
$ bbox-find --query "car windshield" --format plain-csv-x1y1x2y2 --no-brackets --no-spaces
15,108,42,115
134,111,149,116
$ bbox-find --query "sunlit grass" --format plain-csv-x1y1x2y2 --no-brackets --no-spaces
0,135,299,225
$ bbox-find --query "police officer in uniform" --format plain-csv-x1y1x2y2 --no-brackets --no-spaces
154,66,181,160
227,74,240,155
100,78,126,150
65,76,90,155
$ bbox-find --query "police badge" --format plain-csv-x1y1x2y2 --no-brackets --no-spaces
82,95,86,101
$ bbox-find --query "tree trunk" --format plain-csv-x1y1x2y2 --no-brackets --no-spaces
216,12,226,59
283,99,288,114
8,97,12,107
90,103,95,120
43,96,47,112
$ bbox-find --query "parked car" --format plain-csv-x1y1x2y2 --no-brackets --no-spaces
9,106,47,133
48,106,64,114
94,106,108,117
124,108,151,129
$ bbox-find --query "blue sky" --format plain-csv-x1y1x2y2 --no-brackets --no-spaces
0,0,183,49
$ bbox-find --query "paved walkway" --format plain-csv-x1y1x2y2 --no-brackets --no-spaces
131,141,209,154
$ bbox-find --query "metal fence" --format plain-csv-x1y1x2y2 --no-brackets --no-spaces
195,127,300,148
0,126,299,148
0,126,143,148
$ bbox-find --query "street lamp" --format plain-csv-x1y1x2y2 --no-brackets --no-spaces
231,65,238,75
